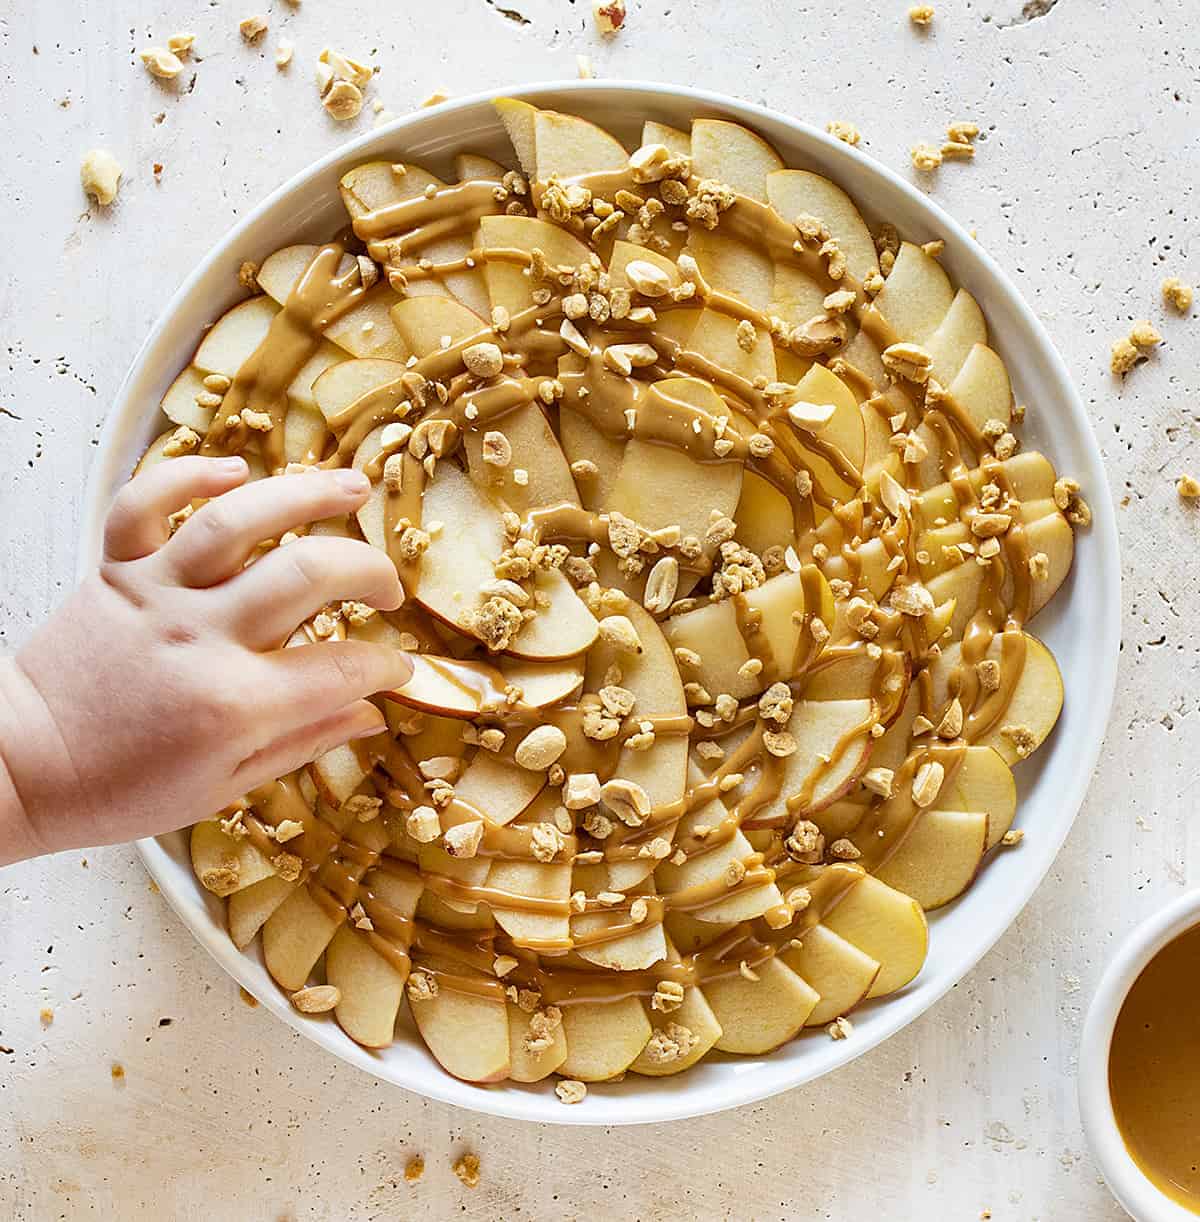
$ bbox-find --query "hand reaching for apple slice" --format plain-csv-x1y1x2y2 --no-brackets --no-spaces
0,458,412,864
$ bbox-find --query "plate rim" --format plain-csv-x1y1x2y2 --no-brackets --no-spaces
80,78,1121,1127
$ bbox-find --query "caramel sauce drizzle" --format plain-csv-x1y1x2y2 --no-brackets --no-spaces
194,143,1053,1006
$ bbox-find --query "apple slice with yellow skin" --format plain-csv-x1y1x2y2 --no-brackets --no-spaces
735,469,796,556
764,696,874,816
408,958,512,1082
690,118,783,202
705,956,820,1055
262,885,341,991
780,923,881,1027
663,565,834,700
284,403,327,466
630,952,723,1075
559,403,625,511
413,463,508,641
326,923,406,1048
574,870,669,972
925,289,987,386
874,808,989,910
684,308,777,385
256,245,409,361
533,107,629,180
455,151,507,181
821,873,927,998
417,888,494,931
479,214,592,320
339,160,443,218
454,749,545,826
311,356,407,426
498,655,584,708
872,241,956,344
642,120,690,156
766,169,880,283
606,376,744,543
493,98,538,177
926,632,1063,764
684,226,775,311
308,741,370,808
463,401,579,514
192,295,345,412
228,874,298,949
914,451,1057,527
949,342,1012,429
558,994,653,1082
507,567,599,662
655,806,784,923
191,820,276,896
507,1000,568,1082
389,295,487,360
487,793,572,948
161,366,217,432
327,862,424,1046
134,429,178,476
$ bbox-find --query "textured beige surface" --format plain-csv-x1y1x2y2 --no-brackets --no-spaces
0,1,1193,1218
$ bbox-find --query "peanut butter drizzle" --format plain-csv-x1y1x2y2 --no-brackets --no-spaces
193,145,1058,1014
201,244,366,471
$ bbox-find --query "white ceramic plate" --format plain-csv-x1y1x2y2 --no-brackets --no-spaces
81,81,1121,1126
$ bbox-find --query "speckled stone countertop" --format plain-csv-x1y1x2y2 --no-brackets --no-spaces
1,1,1194,1217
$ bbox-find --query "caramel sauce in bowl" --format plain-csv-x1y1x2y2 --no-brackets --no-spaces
1081,891,1200,1219
81,81,1120,1125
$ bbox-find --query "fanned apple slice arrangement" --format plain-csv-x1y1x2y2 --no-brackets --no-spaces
145,100,1084,1092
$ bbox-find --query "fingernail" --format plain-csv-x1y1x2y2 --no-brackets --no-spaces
333,468,370,495
218,456,248,474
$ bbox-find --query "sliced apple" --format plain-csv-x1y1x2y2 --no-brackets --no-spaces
408,959,511,1082
642,120,691,156
262,885,341,991
690,118,783,203
493,98,538,177
507,1000,568,1082
766,169,880,283
191,820,275,896
533,107,629,180
227,874,298,949
873,807,988,910
705,956,819,1054
780,922,881,1026
821,873,927,998
558,995,653,1081
872,241,955,345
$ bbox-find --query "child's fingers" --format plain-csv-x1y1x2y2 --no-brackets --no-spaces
104,456,248,563
221,535,404,649
230,698,385,794
161,468,372,588
260,638,414,717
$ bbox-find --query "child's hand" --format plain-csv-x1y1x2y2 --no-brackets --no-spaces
0,456,412,864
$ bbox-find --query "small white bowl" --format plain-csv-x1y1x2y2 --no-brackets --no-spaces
82,80,1121,1125
1080,891,1200,1220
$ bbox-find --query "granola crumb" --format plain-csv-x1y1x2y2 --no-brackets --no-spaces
1112,320,1161,374
238,15,268,42
908,4,934,24
139,46,185,80
111,1063,126,1084
1000,723,1037,760
1162,276,1193,314
290,984,341,1013
826,119,861,147
555,1078,588,1105
452,1153,481,1189
1177,473,1200,499
404,1155,424,1184
1001,828,1025,847
39,1006,53,1027
827,1016,854,1040
911,142,943,172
